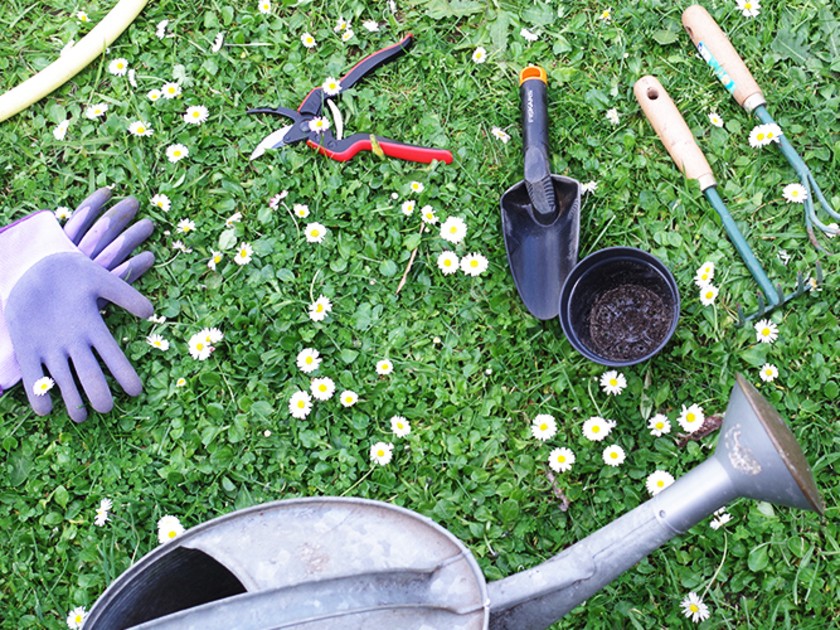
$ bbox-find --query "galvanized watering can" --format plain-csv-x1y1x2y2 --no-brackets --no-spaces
86,375,824,629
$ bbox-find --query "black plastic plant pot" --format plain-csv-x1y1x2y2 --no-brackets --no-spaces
559,247,680,367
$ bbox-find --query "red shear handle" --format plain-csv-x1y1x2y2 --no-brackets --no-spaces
308,134,453,164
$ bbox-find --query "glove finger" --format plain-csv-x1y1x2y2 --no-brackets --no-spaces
63,188,113,244
44,354,89,423
92,329,143,397
93,219,154,270
110,251,155,284
70,346,114,414
93,265,155,319
77,197,140,259
16,350,54,417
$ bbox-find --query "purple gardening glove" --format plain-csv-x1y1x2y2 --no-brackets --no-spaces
0,188,154,396
0,212,154,422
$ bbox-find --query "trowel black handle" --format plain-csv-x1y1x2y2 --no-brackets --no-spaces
519,66,550,158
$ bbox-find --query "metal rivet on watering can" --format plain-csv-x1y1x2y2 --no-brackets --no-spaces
558,247,680,366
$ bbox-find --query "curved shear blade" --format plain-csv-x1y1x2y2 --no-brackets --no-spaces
250,124,293,161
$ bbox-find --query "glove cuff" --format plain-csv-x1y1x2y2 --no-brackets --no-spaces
0,212,77,304
0,211,77,392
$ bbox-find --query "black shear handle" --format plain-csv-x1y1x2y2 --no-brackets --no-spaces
299,35,415,115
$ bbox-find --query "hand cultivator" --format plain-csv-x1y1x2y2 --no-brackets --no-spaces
248,34,453,165
683,5,840,248
635,76,817,324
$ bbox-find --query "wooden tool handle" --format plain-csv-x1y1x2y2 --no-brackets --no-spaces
682,5,765,111
634,76,716,191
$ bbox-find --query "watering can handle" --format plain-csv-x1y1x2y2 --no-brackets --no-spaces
634,76,716,192
682,5,766,112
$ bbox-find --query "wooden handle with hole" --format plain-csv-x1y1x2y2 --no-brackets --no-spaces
634,76,716,191
682,5,765,111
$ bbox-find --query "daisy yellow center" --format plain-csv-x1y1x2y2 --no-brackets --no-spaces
705,290,713,298
686,412,696,422
592,425,600,433
376,449,385,457
318,384,327,392
609,378,617,386
450,226,457,234
153,341,161,347
173,150,181,156
470,260,479,268
539,423,548,431
74,614,83,622
655,422,664,429
756,132,766,141
167,87,177,94
311,229,320,237
444,260,452,267
601,10,610,18
761,327,770,336
305,36,313,44
305,357,313,364
610,452,618,459
196,342,205,351
316,304,324,312
39,384,48,391
297,400,305,408
116,62,124,69
168,530,177,539
137,125,146,133
344,396,353,403
557,454,566,463
192,112,201,118
657,480,664,487
239,249,248,257
766,131,775,139
214,255,221,262
689,603,699,613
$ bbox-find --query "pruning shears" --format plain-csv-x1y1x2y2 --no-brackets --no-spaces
248,34,453,164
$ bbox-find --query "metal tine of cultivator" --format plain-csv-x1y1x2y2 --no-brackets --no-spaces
736,266,820,326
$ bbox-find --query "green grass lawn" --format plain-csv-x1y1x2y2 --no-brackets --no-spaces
0,0,837,627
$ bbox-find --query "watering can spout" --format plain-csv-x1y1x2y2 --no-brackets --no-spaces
487,374,823,629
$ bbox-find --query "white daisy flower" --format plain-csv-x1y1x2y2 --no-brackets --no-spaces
754,318,779,344
581,181,598,194
491,127,511,143
184,105,209,125
301,32,316,48
401,200,416,216
520,28,539,42
33,376,55,396
606,108,620,125
296,348,321,373
376,359,393,375
54,206,73,221
308,295,332,322
234,242,253,265
128,121,153,137
677,403,705,433
322,77,342,96
211,32,225,52
108,58,129,76
176,218,195,233
602,444,626,467
471,46,487,64
362,20,379,32
208,251,223,270
258,0,271,13
293,203,310,218
437,251,459,275
305,222,327,243
409,181,424,194
645,470,675,496
648,413,671,437
440,216,467,243
548,447,575,473
151,193,171,211
147,89,163,102
460,252,488,276
85,103,108,119
708,112,724,128
146,334,170,351
53,118,70,140
391,415,411,437
225,212,243,227
680,591,711,623
582,416,613,442
161,81,182,99
782,183,808,204
420,205,437,224
310,376,336,401
157,515,185,544
187,333,213,360
531,414,557,441
66,606,87,629
166,144,189,163
288,390,313,418
599,370,626,395
759,363,779,383
370,441,394,465
155,19,169,39
339,390,358,407
341,29,355,42
699,284,719,306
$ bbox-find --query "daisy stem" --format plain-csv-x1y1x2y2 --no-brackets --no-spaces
395,223,425,295
701,533,727,599
586,378,603,418
340,467,374,496
309,268,322,303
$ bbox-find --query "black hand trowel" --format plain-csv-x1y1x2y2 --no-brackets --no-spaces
501,66,581,320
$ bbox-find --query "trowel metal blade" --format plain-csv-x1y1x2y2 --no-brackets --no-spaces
500,175,581,320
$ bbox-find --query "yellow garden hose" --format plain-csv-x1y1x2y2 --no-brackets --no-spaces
0,0,149,123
